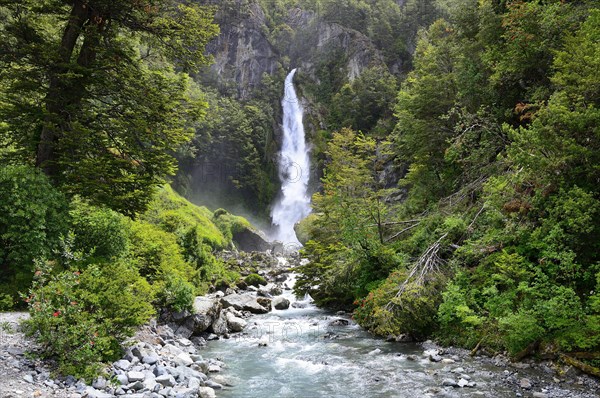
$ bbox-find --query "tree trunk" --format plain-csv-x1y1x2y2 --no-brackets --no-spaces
36,0,90,177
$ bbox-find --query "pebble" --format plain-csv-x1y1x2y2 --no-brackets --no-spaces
23,374,34,383
520,378,533,390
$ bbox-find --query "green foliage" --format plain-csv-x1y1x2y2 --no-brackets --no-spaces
0,164,69,302
244,273,267,287
297,0,600,360
142,185,227,248
24,260,155,381
212,208,252,243
354,269,443,339
0,0,219,215
330,66,398,135
0,293,13,311
70,199,129,261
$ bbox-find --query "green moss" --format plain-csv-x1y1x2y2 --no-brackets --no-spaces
244,273,267,287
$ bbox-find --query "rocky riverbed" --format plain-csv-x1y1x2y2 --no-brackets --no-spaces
1,253,599,398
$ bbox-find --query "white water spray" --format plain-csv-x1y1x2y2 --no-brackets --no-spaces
270,69,311,245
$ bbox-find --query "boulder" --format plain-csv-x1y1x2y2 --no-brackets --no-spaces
191,297,221,333
198,387,217,398
226,314,247,333
155,374,176,387
127,371,146,383
221,294,268,314
272,296,290,310
232,226,270,252
210,312,229,335
174,353,194,367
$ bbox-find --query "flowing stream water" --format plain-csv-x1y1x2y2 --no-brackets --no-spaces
202,273,523,398
270,69,311,245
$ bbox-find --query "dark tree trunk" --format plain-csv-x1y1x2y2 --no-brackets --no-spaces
36,0,90,177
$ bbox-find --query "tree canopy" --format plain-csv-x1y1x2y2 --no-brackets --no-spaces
0,0,219,214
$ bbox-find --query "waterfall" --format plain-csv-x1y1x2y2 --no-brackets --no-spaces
270,69,311,245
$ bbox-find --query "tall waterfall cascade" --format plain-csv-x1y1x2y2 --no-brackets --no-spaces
270,69,311,245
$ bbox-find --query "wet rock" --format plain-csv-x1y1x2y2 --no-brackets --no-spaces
441,358,455,364
406,355,417,361
272,296,290,310
211,375,232,387
205,380,223,390
533,393,548,398
256,297,272,308
429,354,443,363
442,378,458,387
368,348,382,355
329,318,349,326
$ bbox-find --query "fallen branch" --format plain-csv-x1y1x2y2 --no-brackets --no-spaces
560,354,600,378
385,233,448,311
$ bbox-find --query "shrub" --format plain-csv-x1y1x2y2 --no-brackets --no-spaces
353,269,444,339
156,274,195,313
127,221,196,282
0,293,13,311
24,260,154,380
0,164,69,301
70,199,129,261
245,273,267,287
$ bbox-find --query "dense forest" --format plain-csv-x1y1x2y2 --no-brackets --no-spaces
0,0,599,382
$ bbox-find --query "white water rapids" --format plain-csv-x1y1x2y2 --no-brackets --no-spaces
201,270,527,398
270,69,311,245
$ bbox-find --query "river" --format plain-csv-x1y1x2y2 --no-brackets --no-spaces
201,275,533,398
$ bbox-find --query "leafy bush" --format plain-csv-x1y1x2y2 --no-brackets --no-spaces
0,293,13,311
24,260,154,380
212,208,252,243
353,269,444,339
70,199,129,261
0,164,69,302
156,274,195,313
245,273,267,287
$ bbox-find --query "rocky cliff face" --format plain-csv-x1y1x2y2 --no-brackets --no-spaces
204,2,386,99
205,2,280,99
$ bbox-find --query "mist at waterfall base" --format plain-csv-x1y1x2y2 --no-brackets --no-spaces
270,69,311,246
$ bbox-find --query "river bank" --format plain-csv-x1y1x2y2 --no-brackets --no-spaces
1,254,599,398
